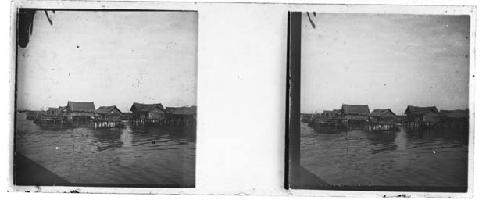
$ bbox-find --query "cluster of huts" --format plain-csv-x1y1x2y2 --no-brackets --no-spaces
301,104,469,133
129,102,197,127
23,101,197,129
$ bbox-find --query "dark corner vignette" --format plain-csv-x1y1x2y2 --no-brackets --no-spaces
13,8,197,188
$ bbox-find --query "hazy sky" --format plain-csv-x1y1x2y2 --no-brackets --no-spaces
17,11,197,112
301,14,470,115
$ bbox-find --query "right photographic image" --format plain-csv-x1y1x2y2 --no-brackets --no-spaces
286,11,472,192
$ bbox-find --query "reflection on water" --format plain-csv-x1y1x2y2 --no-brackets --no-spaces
15,113,195,186
92,129,124,151
300,122,468,188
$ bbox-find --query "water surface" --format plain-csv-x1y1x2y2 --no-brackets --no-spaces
15,113,195,187
300,122,468,189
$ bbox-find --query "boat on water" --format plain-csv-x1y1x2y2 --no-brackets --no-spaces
310,117,345,134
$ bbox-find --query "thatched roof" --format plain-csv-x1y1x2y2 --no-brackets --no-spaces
371,109,396,117
404,105,438,116
67,101,95,113
95,105,122,114
130,102,164,113
341,104,370,115
164,106,196,115
439,109,469,119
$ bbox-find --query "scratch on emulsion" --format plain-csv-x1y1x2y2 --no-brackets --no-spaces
306,12,317,29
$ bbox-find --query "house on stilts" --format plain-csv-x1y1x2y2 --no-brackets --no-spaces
341,104,370,130
130,102,165,125
65,101,96,125
36,107,67,125
95,105,123,128
369,109,398,131
35,101,94,126
404,105,439,128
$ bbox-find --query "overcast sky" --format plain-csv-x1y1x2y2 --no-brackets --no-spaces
17,11,197,112
301,13,470,115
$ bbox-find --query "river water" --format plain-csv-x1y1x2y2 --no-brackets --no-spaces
15,113,195,187
300,122,468,190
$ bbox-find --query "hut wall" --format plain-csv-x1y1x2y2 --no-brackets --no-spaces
370,116,396,124
148,112,164,120
96,114,121,122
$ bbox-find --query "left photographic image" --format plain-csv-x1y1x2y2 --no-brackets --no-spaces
14,9,198,187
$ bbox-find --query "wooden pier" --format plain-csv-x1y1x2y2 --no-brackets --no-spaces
369,123,398,131
34,115,69,128
92,120,123,128
130,117,196,128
